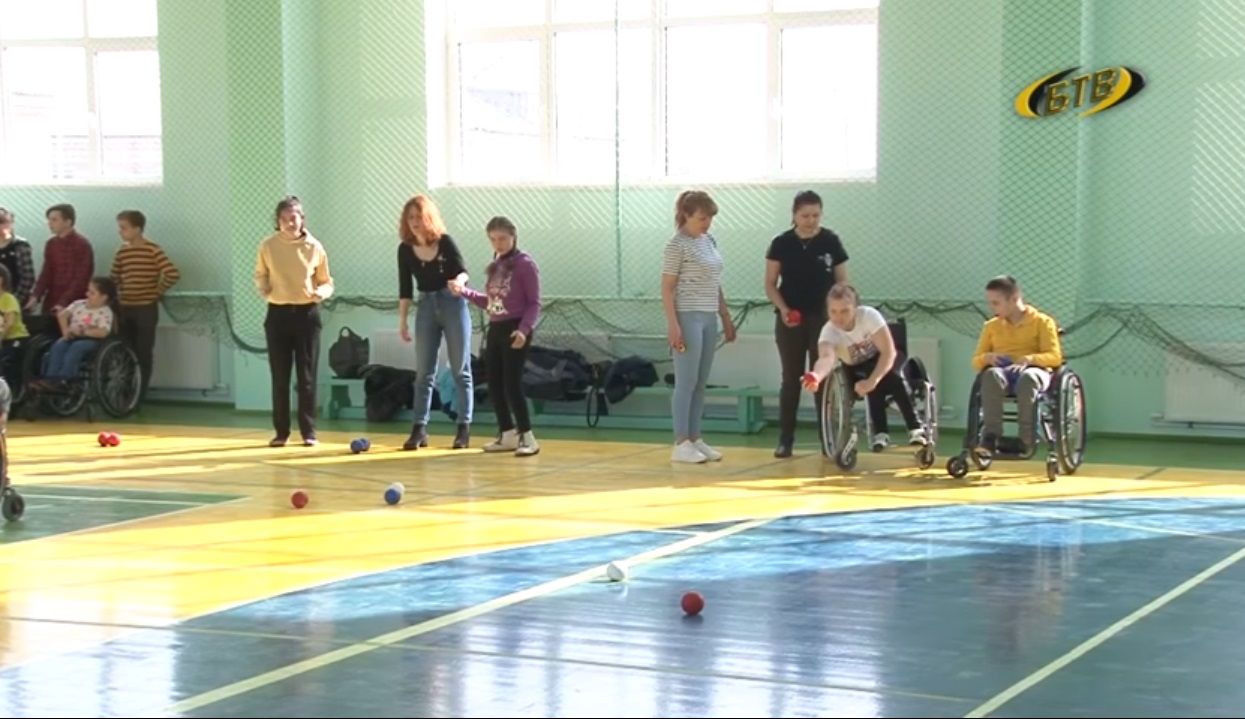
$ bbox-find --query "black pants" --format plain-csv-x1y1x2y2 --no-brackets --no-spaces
120,303,159,399
485,319,532,434
775,312,825,442
264,303,321,438
845,353,920,435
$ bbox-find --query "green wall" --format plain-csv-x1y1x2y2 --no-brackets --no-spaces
1,0,1240,436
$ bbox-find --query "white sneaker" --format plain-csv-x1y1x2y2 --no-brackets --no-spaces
671,440,707,464
483,430,519,452
908,428,928,446
693,439,722,462
870,433,891,452
515,431,540,457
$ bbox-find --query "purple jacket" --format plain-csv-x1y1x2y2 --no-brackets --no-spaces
461,250,541,336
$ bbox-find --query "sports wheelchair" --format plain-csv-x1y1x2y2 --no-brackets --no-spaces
945,356,1086,482
820,319,939,471
16,333,142,422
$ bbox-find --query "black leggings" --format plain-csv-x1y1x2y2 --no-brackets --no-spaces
845,353,920,435
485,319,532,434
774,312,825,442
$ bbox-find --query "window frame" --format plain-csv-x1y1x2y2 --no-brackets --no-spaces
0,0,161,188
440,0,879,189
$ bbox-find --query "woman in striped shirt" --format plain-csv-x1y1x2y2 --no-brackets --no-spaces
660,190,738,464
111,210,181,401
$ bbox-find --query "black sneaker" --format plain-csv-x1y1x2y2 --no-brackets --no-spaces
453,424,470,449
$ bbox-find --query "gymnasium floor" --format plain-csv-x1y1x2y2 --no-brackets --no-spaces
1,406,1244,718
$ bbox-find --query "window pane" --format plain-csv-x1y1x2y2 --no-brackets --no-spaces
457,41,542,182
665,25,767,179
96,51,162,178
453,0,544,29
1,47,90,181
774,0,879,11
554,29,652,182
553,0,650,23
87,0,158,38
664,0,766,18
0,0,84,39
781,24,878,176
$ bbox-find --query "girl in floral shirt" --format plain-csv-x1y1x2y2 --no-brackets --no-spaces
36,276,121,387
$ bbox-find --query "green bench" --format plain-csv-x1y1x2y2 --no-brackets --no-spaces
318,378,768,434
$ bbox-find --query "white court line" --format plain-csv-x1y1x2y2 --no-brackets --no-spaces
963,541,1245,717
145,516,774,717
983,504,1245,545
17,493,211,507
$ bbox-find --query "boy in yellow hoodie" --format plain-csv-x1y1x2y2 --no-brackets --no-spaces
971,275,1063,457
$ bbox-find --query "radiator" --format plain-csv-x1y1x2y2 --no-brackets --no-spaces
1162,344,1245,424
148,325,217,390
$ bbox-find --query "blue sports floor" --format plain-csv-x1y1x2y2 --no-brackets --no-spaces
3,497,1245,717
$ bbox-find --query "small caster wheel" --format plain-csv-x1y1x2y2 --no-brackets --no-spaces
916,445,935,470
836,448,857,471
946,455,969,479
2,489,25,521
1045,458,1058,482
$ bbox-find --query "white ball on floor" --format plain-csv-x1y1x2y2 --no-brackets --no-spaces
605,561,628,582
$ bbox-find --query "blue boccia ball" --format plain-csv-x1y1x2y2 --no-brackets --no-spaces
384,483,404,506
350,439,364,454
360,438,371,452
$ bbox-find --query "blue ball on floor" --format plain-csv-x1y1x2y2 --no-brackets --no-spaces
384,482,404,506
350,439,365,454
360,438,371,451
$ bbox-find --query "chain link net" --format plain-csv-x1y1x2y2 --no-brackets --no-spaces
1,0,1242,391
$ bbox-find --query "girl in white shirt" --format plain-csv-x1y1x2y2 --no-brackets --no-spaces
803,283,926,451
37,276,120,386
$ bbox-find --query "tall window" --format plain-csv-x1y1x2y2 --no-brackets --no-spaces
442,0,878,186
0,0,162,185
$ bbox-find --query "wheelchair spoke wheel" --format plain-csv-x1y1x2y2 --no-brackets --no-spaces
93,340,142,419
41,385,87,417
820,367,857,468
1056,370,1087,475
2,488,25,522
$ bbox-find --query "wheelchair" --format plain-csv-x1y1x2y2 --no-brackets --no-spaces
17,333,142,422
0,380,21,522
945,360,1087,482
820,319,939,471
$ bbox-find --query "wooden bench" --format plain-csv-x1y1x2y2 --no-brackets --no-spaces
318,378,768,434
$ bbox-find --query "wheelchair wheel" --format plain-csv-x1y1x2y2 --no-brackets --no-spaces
820,366,858,470
15,334,54,410
92,339,142,419
1,487,24,522
1055,369,1087,475
946,454,970,479
962,375,992,471
915,444,936,470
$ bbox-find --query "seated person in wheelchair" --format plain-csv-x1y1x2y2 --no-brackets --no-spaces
971,274,1063,459
0,265,29,372
804,283,927,450
29,276,120,391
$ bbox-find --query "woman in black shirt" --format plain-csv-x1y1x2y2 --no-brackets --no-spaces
763,190,849,458
397,195,474,451
0,208,35,308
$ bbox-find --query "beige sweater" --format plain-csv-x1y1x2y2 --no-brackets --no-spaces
254,231,334,305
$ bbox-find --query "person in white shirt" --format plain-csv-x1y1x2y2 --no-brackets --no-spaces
803,283,927,451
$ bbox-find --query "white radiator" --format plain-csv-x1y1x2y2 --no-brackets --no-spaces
1162,344,1245,424
148,325,217,390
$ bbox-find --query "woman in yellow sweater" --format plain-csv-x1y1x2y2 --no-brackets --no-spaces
254,196,335,447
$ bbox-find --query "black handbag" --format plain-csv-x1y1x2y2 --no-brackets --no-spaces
328,327,370,378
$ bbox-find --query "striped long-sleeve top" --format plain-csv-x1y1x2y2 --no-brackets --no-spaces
110,239,181,306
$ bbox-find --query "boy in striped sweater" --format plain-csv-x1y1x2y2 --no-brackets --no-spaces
110,210,181,400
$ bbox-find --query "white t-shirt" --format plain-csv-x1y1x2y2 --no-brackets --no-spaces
818,305,886,366
661,233,723,313
64,299,114,335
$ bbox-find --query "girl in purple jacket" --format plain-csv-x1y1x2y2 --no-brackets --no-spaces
453,216,542,456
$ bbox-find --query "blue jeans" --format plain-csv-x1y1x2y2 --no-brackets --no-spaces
44,337,98,379
413,289,473,425
671,311,718,440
